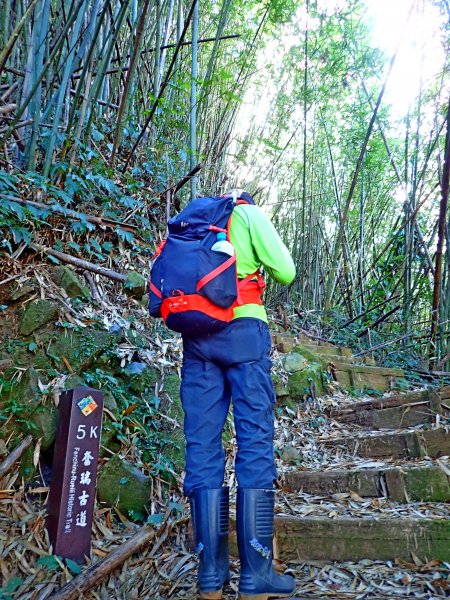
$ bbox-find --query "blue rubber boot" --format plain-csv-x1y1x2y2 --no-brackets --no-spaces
237,489,296,600
190,487,230,599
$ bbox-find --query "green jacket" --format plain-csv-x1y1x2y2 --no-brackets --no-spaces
229,204,296,322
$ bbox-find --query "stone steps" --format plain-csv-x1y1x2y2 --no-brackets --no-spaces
273,333,405,393
325,387,450,429
330,362,405,392
320,427,450,459
273,515,450,562
229,513,450,562
282,463,450,502
271,332,450,562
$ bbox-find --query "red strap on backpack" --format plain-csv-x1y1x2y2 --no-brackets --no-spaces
235,272,265,306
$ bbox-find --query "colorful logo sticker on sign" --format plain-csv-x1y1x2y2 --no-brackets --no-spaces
77,396,98,416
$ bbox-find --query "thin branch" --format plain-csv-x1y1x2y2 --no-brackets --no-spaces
121,0,199,172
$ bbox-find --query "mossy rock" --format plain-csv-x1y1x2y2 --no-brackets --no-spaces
99,420,121,457
124,271,147,299
292,344,323,364
19,444,36,478
9,282,36,302
19,300,58,336
128,366,159,394
404,467,450,502
63,375,85,390
97,455,152,517
140,293,149,308
7,368,57,451
288,365,324,401
161,427,185,473
126,329,151,349
39,329,118,373
27,403,58,451
162,373,181,403
8,367,43,405
51,266,90,299
103,389,118,415
1,338,54,376
273,374,289,399
282,352,308,373
147,375,185,474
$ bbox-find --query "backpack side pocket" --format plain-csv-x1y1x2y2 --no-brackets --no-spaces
197,247,238,308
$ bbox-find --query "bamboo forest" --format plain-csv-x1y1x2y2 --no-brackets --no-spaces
0,0,449,598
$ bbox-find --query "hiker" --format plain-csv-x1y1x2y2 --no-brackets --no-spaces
180,190,296,599
149,189,296,598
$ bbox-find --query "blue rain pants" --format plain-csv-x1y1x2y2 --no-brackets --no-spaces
181,317,277,497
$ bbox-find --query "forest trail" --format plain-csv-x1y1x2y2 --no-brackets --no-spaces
1,331,449,598
272,336,449,564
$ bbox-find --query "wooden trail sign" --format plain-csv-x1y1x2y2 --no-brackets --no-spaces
47,387,103,563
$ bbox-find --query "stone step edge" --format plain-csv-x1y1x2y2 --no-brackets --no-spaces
282,463,450,502
273,515,450,563
330,362,405,376
326,386,450,419
229,516,450,563
320,428,450,459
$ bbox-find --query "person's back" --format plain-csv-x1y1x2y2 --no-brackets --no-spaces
181,190,297,600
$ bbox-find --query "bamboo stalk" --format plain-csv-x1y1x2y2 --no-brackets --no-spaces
162,162,202,196
67,33,241,83
430,97,450,366
356,305,402,337
189,0,199,198
0,103,16,114
0,0,38,77
42,0,88,177
0,436,33,479
49,525,162,600
340,294,401,328
2,196,138,232
0,0,84,147
110,0,152,165
122,0,199,172
323,3,415,316
31,244,127,283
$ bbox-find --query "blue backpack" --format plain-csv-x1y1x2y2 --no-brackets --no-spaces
149,194,264,336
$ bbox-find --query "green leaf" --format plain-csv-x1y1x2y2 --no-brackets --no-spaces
26,205,50,220
47,254,61,265
261,138,283,152
116,228,134,244
91,127,104,142
90,239,102,253
10,227,31,244
168,501,184,512
0,576,23,595
50,187,73,205
68,241,81,252
37,555,61,571
71,220,95,234
65,558,82,575
118,195,139,209
0,171,19,192
4,199,26,220
147,513,164,525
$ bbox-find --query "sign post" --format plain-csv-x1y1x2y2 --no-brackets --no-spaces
47,386,103,563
